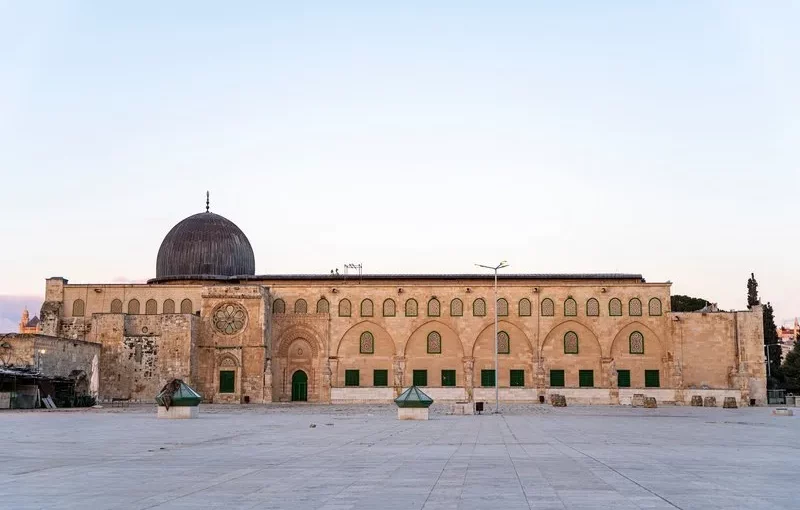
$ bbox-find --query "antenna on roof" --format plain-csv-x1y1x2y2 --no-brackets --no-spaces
344,263,363,283
206,191,210,212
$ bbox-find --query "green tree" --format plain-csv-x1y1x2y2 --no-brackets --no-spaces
763,301,783,387
747,272,760,308
782,335,800,392
670,295,708,312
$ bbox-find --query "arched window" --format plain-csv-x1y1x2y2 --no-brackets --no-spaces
316,298,329,314
427,331,442,354
564,331,579,354
427,298,440,317
497,298,508,317
163,299,175,314
541,298,554,317
72,299,85,317
405,299,418,317
609,298,622,316
383,299,396,317
145,299,157,315
273,299,286,314
629,298,642,316
110,299,122,313
629,331,645,354
360,299,373,317
359,331,374,354
519,298,531,317
180,298,193,314
338,299,351,317
649,298,662,316
586,298,599,317
564,298,577,316
128,299,140,315
295,299,308,314
497,331,510,354
473,298,486,317
450,298,463,317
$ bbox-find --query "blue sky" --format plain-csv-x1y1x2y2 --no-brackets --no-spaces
1,1,798,330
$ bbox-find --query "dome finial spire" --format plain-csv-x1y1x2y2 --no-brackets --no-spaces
206,191,210,213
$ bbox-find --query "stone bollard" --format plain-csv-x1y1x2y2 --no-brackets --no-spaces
631,393,645,407
703,396,717,407
550,394,567,407
690,395,703,407
643,397,658,408
723,397,738,409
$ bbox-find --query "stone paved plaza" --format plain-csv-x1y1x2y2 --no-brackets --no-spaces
1,404,797,509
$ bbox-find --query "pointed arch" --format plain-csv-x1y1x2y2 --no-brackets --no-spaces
609,321,664,359
334,320,397,358
450,298,463,317
360,299,373,317
471,320,534,358
72,299,85,317
294,299,308,314
127,299,140,315
472,298,486,317
648,298,662,316
403,320,465,387
405,298,418,317
316,297,329,314
338,299,351,317
382,298,396,317
541,298,554,316
496,298,508,317
163,299,175,314
273,299,286,314
586,298,599,316
276,323,326,359
427,298,440,317
145,299,157,315
180,298,193,314
540,320,601,358
518,298,531,317
564,298,577,316
629,298,642,316
110,299,123,313
609,298,622,316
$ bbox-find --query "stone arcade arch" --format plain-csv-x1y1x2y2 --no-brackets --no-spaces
540,320,602,388
403,321,465,392
274,324,325,402
333,321,397,389
472,320,534,387
609,321,665,389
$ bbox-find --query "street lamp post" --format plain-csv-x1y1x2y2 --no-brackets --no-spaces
476,261,509,414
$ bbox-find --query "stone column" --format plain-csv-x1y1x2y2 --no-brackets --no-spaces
535,357,547,390
321,357,332,403
463,356,474,401
263,358,273,403
602,357,618,405
392,356,406,397
328,357,339,388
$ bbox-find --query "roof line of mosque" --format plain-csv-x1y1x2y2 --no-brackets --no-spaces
147,273,647,284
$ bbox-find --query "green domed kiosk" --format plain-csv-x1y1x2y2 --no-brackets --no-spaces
156,379,202,419
394,386,433,420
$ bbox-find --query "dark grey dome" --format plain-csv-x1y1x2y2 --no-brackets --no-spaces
155,212,255,280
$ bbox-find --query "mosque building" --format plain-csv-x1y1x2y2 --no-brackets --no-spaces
34,203,767,405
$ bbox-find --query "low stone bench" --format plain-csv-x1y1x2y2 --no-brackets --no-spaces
631,393,645,408
703,396,717,407
723,397,738,409
550,394,567,407
643,397,658,408
690,395,703,407
773,407,794,416
450,401,473,415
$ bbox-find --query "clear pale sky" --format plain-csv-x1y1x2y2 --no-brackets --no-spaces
1,1,798,329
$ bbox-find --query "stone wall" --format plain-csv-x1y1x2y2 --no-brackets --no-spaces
0,333,100,393
88,313,199,402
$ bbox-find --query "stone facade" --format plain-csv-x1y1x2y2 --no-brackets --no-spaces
36,274,767,405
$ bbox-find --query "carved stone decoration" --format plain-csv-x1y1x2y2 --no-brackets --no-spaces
212,302,248,335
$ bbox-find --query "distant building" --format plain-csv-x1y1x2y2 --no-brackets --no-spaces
18,308,40,334
778,318,799,358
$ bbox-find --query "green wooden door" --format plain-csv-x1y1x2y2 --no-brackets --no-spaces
291,370,308,401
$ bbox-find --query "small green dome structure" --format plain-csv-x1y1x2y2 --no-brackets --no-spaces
394,386,433,409
155,379,202,409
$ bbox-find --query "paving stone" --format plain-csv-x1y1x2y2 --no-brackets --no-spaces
0,404,797,509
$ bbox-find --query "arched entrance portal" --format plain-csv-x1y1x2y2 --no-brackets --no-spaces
291,370,308,402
